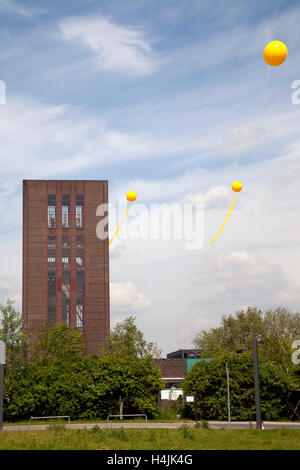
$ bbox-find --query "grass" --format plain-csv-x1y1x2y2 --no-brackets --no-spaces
0,426,300,450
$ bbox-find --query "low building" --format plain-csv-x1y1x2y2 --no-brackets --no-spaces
167,349,200,360
154,349,204,402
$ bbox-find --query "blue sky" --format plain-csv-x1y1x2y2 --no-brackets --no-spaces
0,0,300,354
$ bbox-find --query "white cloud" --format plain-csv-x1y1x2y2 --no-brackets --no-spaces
0,277,21,313
109,239,125,258
185,185,232,210
180,327,192,338
194,317,218,330
59,15,157,76
190,250,287,304
0,96,222,194
9,292,22,312
0,277,15,292
0,98,92,182
110,282,151,311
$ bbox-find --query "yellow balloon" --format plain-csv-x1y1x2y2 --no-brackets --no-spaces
126,190,137,202
232,181,242,192
264,41,287,66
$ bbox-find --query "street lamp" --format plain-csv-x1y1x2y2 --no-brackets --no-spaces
252,337,262,430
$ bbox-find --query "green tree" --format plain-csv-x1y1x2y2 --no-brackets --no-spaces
4,323,163,421
183,353,295,421
3,324,86,421
31,323,84,365
193,306,300,365
0,299,28,366
80,354,162,419
104,316,161,360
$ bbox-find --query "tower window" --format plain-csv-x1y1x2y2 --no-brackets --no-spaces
62,236,71,269
76,195,84,227
62,235,71,249
62,195,70,228
48,257,56,267
48,236,56,326
62,257,69,268
48,271,56,326
62,235,71,326
76,304,83,328
48,194,56,228
76,272,85,330
62,270,70,326
76,236,84,249
48,236,56,267
76,236,84,269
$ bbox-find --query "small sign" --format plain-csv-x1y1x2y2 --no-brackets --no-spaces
0,341,6,365
185,395,195,403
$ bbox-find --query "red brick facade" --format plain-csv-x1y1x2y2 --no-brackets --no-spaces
23,180,110,355
153,359,186,387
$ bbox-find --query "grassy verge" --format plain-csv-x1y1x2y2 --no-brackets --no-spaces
0,426,300,450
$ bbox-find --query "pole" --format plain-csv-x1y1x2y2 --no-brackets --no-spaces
252,337,262,429
0,364,4,431
225,364,231,428
119,396,123,420
195,392,198,424
0,341,5,432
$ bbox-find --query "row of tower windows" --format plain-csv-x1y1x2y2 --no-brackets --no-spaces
47,233,85,330
47,194,84,228
48,257,84,268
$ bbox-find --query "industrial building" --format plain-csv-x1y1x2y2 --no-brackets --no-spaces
22,180,110,355
154,349,206,401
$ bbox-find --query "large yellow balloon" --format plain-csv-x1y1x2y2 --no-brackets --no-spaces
264,41,287,66
232,181,242,192
126,190,137,202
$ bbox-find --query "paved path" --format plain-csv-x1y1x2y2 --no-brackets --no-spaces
3,421,300,431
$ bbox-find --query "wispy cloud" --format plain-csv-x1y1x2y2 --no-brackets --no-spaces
226,126,267,155
0,0,32,17
0,96,213,189
59,15,158,76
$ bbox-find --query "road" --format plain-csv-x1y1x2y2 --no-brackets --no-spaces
2,421,300,431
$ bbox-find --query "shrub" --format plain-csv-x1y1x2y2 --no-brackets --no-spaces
183,353,293,421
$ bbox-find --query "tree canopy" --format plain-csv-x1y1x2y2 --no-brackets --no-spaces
193,306,300,365
104,316,161,360
0,305,163,422
183,353,295,421
0,299,28,366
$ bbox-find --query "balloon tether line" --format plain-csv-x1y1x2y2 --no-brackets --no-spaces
234,68,270,167
109,206,130,246
211,196,236,244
